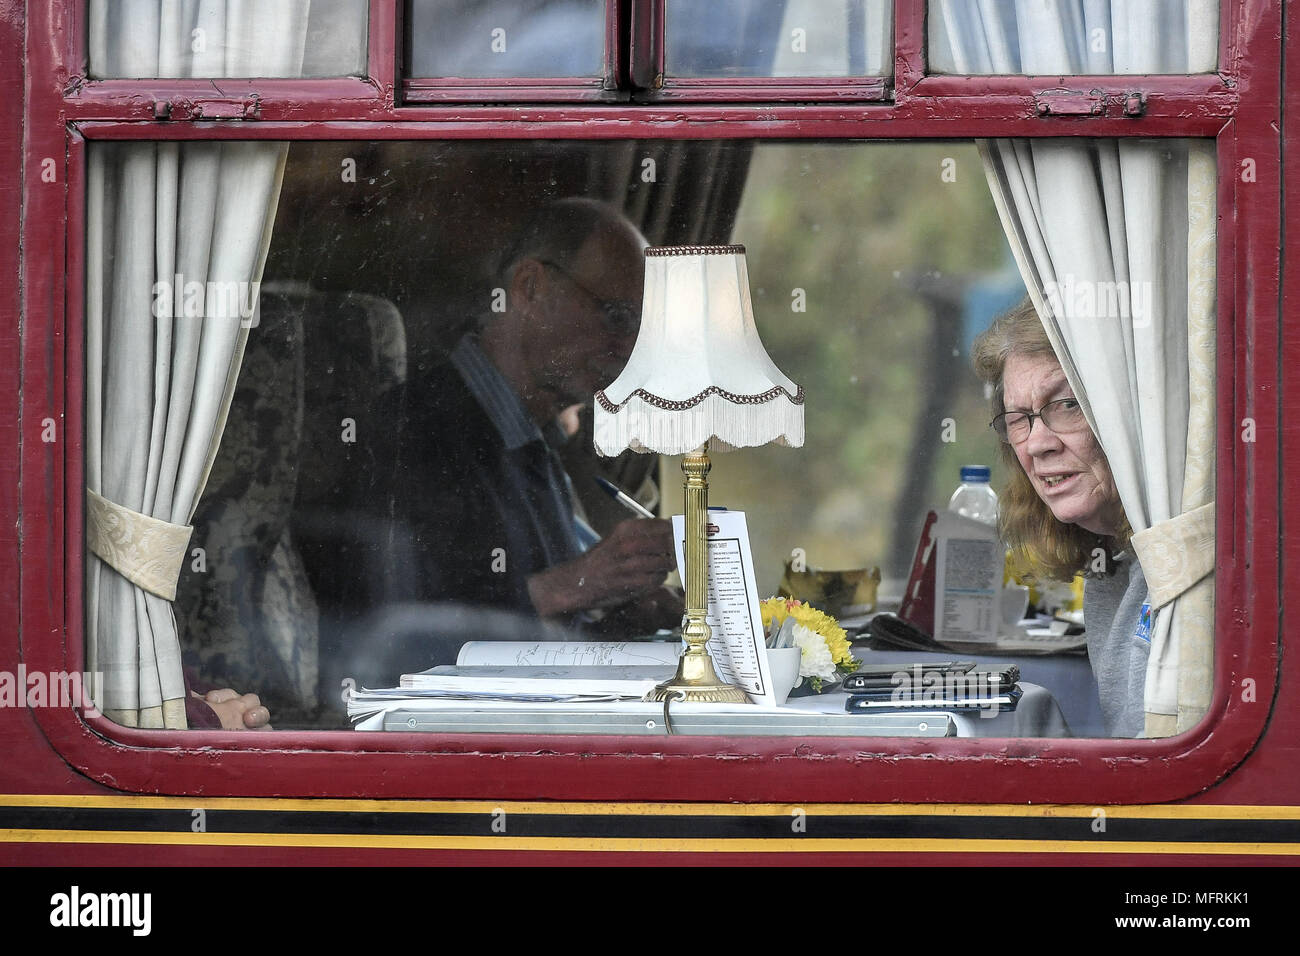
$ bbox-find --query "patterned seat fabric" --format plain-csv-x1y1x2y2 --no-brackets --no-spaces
176,282,407,726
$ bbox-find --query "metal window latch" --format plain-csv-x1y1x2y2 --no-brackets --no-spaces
153,96,260,120
1122,92,1147,116
1034,90,1104,116
1033,89,1147,118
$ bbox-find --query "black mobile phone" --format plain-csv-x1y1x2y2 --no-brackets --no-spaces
845,686,1023,713
842,661,977,691
971,665,1021,687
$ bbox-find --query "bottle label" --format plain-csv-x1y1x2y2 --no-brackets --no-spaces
933,511,1002,644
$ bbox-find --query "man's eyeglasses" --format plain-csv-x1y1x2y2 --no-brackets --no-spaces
991,397,1088,444
538,259,641,338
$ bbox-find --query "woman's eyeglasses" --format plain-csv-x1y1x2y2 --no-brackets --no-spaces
991,397,1087,444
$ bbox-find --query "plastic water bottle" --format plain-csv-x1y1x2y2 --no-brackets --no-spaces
948,465,998,526
936,465,1003,643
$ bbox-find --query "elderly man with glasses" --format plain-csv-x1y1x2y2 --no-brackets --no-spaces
366,198,683,658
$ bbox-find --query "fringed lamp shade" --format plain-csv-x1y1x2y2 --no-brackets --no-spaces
593,244,803,704
594,245,804,457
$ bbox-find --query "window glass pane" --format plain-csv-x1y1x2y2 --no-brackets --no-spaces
89,138,1214,739
87,0,369,79
666,0,893,78
406,0,605,78
927,0,1219,75
662,142,1006,597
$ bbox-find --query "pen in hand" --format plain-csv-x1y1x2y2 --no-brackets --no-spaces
594,475,657,519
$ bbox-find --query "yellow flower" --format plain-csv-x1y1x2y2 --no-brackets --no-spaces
760,597,855,669
760,596,799,631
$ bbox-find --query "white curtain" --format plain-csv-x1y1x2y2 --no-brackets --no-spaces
85,2,311,727
89,0,367,78
936,1,1218,736
931,0,1219,74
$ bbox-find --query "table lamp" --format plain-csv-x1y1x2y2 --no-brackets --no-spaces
594,244,804,703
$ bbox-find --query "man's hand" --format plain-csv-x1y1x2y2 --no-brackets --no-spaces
196,688,272,731
591,584,686,636
528,518,677,618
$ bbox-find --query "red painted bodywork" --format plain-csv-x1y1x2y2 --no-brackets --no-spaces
1,0,1295,863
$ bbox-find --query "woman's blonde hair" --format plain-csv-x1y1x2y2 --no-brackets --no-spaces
971,298,1129,582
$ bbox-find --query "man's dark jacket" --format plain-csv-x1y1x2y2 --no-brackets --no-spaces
366,359,581,616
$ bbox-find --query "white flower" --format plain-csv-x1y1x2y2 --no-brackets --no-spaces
792,624,837,682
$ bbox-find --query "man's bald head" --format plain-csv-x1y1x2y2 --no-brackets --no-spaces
497,197,645,286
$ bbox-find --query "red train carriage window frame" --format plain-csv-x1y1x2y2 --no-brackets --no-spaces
12,0,1283,804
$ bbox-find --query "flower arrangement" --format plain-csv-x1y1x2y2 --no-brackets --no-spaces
760,597,859,692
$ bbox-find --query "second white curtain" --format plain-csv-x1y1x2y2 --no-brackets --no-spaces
935,0,1219,736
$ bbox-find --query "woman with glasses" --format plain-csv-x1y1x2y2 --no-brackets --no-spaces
972,300,1147,737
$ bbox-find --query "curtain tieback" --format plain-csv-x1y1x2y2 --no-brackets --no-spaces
1131,501,1215,611
86,488,193,601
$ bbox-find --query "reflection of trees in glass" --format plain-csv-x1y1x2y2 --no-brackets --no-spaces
662,142,1009,595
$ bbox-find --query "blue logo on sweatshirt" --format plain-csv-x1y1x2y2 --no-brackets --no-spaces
1135,601,1153,644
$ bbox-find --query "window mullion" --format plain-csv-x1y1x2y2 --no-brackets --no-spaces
606,0,631,92
893,0,925,96
373,0,399,105
627,0,663,92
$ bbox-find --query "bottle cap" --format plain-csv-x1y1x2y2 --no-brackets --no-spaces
960,465,991,483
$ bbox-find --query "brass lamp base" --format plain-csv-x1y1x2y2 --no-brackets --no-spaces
645,647,751,704
644,442,750,705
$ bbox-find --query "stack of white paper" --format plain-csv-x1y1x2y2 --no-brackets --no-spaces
345,644,680,723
